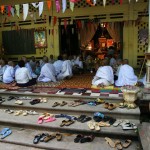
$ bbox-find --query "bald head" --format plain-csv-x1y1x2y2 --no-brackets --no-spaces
43,56,48,63
102,59,109,66
22,56,27,63
8,61,14,67
123,59,129,65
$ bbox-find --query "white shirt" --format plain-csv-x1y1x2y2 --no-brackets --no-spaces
3,66,15,83
15,67,32,84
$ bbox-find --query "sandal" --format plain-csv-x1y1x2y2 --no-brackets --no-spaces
74,134,84,143
55,133,62,141
98,121,110,127
115,140,123,150
1,129,12,139
15,100,23,105
94,122,100,131
81,116,92,123
33,134,42,144
60,101,67,106
96,98,105,104
104,103,109,109
77,115,86,122
40,133,49,142
60,120,68,127
113,120,122,127
122,123,137,130
44,117,56,123
65,120,75,126
44,134,56,142
52,102,60,107
108,104,116,110
105,137,115,148
87,121,95,130
38,117,43,124
22,111,28,116
80,135,95,143
122,139,132,148
14,110,23,116
4,109,14,114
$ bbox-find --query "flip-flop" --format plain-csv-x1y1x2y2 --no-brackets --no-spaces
4,109,14,114
122,123,137,130
22,111,28,116
55,114,66,118
74,134,84,143
80,135,95,143
87,101,97,106
14,110,23,116
55,133,62,141
0,128,10,135
105,137,116,148
98,121,110,127
33,134,42,144
65,120,75,126
60,120,68,127
122,139,132,148
93,116,103,122
77,115,86,122
27,110,39,115
40,133,49,142
104,103,109,109
52,102,60,107
94,122,100,131
38,117,43,124
115,140,123,150
44,117,56,123
60,101,67,106
44,134,56,142
1,129,12,139
87,121,95,130
15,100,23,105
94,112,104,118
108,104,116,110
113,120,123,127
81,117,92,123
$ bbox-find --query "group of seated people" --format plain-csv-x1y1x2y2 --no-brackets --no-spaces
92,58,146,87
0,54,83,87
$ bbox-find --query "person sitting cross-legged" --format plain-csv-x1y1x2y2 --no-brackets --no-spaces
15,60,36,87
115,59,138,86
92,59,114,87
38,56,56,82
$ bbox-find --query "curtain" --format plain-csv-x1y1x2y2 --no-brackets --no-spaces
2,29,35,55
106,22,121,42
80,22,98,47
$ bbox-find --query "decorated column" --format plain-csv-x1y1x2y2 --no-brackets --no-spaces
145,0,150,87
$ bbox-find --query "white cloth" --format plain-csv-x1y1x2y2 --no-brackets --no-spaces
115,64,122,76
39,2,44,16
3,66,14,83
40,60,45,68
57,60,73,80
115,64,138,86
92,66,114,86
15,67,32,84
29,60,36,70
38,63,56,82
23,4,29,21
25,62,37,78
53,60,63,75
110,58,116,67
0,65,7,81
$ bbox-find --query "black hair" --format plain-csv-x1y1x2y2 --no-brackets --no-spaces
58,55,63,60
18,60,25,68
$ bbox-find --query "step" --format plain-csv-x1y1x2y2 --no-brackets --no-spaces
0,96,140,120
0,109,139,138
0,89,124,100
0,126,140,150
0,142,43,150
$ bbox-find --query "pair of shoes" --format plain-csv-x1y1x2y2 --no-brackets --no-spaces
55,114,77,120
60,120,75,127
121,122,137,130
4,109,14,114
52,101,67,107
30,99,41,105
104,103,116,110
7,96,18,101
77,115,91,123
103,116,116,125
38,113,56,124
87,121,101,131
74,134,95,143
105,137,132,149
40,98,47,103
0,97,5,104
0,128,12,139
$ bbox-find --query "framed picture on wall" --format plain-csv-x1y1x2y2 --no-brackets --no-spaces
34,30,47,48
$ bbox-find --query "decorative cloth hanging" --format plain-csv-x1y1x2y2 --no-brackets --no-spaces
86,0,94,6
103,0,106,7
10,7,15,17
120,0,123,5
23,4,29,21
47,0,52,10
8,6,11,17
32,3,39,8
55,0,61,13
1,5,5,14
15,5,20,18
39,2,44,16
93,0,97,5
70,1,74,11
62,0,66,13
53,16,57,26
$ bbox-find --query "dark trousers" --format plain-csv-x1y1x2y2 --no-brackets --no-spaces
17,78,37,87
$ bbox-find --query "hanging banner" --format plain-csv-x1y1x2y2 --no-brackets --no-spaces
62,0,66,13
8,6,11,17
10,7,15,17
47,0,52,10
55,0,61,13
1,5,5,14
32,3,39,8
23,4,29,21
15,4,20,18
39,2,44,16
70,1,74,11
103,0,106,7
86,0,94,6
93,0,97,5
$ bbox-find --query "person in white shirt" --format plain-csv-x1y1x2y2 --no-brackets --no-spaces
57,54,73,80
0,59,7,81
92,59,114,87
3,61,15,84
29,56,36,72
115,59,138,86
109,54,117,67
15,60,36,87
53,55,63,75
22,56,37,78
49,54,55,64
114,59,123,81
38,56,56,82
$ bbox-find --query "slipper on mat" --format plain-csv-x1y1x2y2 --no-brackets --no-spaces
0,128,10,135
80,135,95,143
1,129,12,139
105,137,115,148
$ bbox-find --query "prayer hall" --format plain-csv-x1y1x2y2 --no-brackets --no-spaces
0,0,149,150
